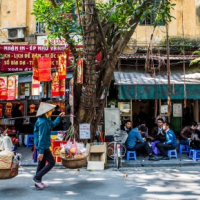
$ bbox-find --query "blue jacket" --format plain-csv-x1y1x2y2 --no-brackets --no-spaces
34,115,62,154
125,128,144,149
165,129,177,147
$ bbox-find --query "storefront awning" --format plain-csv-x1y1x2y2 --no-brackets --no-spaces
114,71,200,100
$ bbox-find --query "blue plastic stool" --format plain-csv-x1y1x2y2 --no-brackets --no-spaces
189,149,200,161
26,134,34,148
167,149,178,159
126,151,137,161
179,144,189,154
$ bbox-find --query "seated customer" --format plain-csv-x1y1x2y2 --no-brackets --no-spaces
125,126,159,161
190,129,200,149
156,122,177,160
121,120,132,134
180,121,198,145
137,121,148,139
151,118,166,142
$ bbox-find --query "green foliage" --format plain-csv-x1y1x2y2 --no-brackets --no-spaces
190,58,200,66
32,0,176,47
32,0,82,44
96,0,176,35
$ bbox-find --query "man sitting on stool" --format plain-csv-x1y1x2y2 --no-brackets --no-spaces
156,122,177,160
125,126,159,161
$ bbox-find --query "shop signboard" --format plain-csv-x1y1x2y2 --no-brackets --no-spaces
173,103,182,117
79,123,91,139
0,45,70,72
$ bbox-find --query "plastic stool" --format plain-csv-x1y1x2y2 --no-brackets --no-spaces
189,149,200,161
26,134,34,148
126,151,137,161
167,149,177,159
179,144,189,154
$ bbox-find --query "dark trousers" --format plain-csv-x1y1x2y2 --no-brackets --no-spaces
35,148,55,181
156,142,175,157
127,141,152,155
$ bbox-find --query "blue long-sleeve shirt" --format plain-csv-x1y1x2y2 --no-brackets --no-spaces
34,115,62,154
165,129,177,147
125,128,144,149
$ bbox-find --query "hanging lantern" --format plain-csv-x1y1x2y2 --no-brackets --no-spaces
58,54,67,80
7,76,16,100
32,55,39,80
0,77,7,100
52,72,59,96
77,58,83,84
38,57,51,82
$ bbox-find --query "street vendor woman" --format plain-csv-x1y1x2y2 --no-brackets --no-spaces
33,102,65,189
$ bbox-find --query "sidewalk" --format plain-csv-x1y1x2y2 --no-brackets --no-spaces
17,146,200,168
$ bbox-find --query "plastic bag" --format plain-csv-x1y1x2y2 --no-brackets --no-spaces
3,135,13,151
0,136,4,151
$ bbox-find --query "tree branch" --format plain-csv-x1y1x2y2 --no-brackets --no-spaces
49,0,58,8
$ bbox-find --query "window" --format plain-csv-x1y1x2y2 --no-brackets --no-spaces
35,22,46,34
140,0,165,26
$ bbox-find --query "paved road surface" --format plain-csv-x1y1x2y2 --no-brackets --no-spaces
1,166,200,200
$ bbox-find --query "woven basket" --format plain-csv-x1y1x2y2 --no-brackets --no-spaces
61,155,88,169
0,167,18,179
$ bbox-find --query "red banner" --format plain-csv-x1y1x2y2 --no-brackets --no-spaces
52,72,59,96
32,55,39,80
0,77,7,100
32,77,40,96
58,54,67,80
59,79,65,96
38,57,51,82
77,58,83,84
7,76,16,100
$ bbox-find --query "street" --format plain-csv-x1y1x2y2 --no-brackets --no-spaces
0,166,200,200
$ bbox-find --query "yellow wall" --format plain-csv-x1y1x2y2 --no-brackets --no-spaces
0,0,199,47
126,0,200,52
0,0,35,43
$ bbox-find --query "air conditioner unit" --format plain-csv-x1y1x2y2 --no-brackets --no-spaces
7,28,25,40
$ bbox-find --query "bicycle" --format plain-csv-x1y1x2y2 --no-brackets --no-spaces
107,129,127,169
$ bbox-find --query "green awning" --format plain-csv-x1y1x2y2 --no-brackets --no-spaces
114,72,200,100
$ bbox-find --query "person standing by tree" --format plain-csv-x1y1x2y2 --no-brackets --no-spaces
33,102,65,189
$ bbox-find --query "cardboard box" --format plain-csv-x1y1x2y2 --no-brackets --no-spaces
87,143,107,170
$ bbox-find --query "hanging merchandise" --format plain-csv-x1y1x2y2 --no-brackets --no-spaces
0,77,7,100
32,76,40,96
25,83,30,96
29,104,36,113
77,58,83,84
7,76,16,100
58,54,67,80
0,104,3,117
19,83,25,99
43,82,47,98
52,72,59,96
32,55,39,80
15,75,18,99
60,101,66,114
5,102,12,117
38,57,51,82
69,78,74,125
59,79,65,96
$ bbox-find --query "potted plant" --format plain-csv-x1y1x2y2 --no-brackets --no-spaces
108,100,117,108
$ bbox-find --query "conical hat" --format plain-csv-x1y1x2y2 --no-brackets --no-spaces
36,102,56,117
